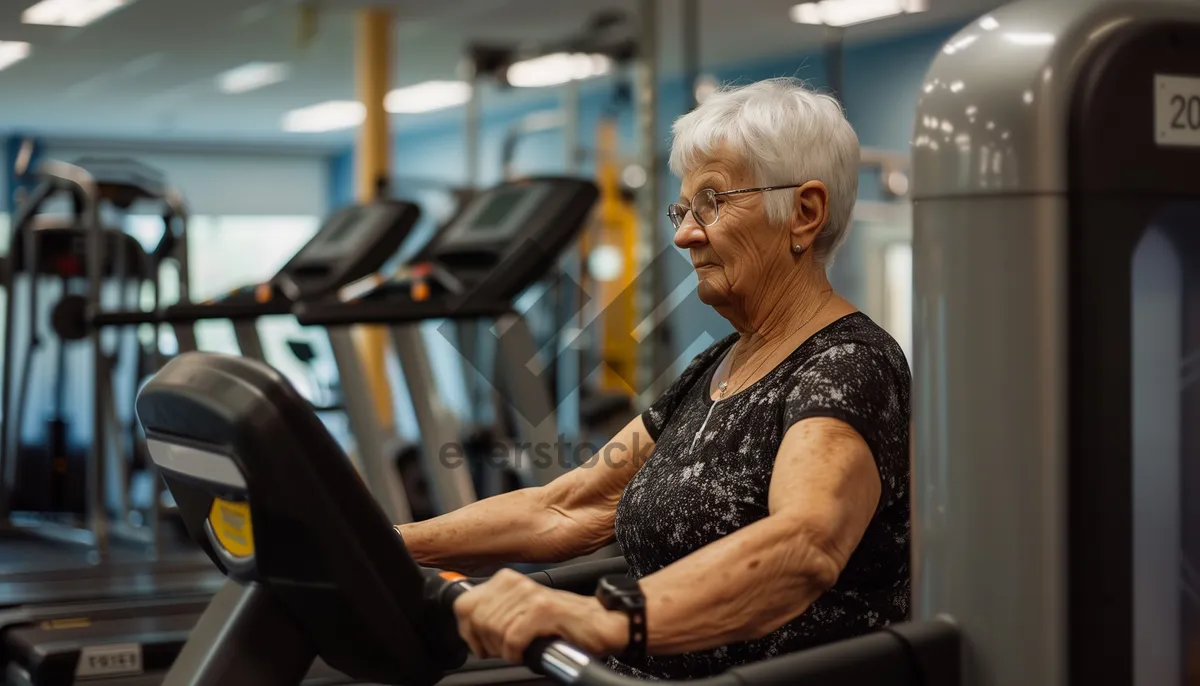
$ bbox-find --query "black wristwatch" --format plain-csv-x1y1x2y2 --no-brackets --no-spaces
595,574,647,661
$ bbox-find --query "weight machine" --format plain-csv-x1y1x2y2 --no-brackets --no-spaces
0,156,190,562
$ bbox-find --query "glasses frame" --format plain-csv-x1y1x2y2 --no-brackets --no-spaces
667,184,806,229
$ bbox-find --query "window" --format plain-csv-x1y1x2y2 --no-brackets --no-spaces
127,214,323,398
842,201,913,369
883,242,913,366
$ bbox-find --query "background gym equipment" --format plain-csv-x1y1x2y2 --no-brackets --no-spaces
0,157,191,564
142,198,425,526
296,176,601,518
462,11,652,446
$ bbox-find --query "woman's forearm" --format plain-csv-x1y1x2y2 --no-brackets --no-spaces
637,515,843,655
395,487,598,574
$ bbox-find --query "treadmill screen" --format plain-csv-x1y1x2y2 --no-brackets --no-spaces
470,188,527,234
320,206,367,246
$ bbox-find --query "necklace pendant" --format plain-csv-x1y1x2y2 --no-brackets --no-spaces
717,381,728,395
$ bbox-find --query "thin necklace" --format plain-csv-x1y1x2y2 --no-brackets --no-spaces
690,289,835,452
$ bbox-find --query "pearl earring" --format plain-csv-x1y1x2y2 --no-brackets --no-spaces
792,244,803,254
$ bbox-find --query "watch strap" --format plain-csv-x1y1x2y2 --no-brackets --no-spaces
597,575,647,662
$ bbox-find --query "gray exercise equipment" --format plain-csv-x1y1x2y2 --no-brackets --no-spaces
912,1,1200,684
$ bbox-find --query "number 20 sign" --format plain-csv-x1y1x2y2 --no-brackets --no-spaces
1156,74,1200,147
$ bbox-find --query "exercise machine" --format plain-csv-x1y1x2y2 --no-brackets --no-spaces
0,157,191,565
465,13,645,445
910,0,1200,684
295,177,600,515
130,352,956,685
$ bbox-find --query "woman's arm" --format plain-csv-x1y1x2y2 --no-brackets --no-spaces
448,416,884,662
634,416,881,654
397,415,655,573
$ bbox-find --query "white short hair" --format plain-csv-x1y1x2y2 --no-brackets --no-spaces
669,77,860,261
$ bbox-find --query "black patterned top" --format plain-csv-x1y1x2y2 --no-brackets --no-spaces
608,312,911,680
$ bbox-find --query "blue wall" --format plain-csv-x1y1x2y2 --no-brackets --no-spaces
328,21,962,365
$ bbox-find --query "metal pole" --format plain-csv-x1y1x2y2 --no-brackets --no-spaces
824,26,846,104
464,65,482,190
557,80,583,446
460,62,484,425
682,0,700,110
76,165,109,562
635,0,667,397
563,80,581,175
353,8,397,433
350,8,413,524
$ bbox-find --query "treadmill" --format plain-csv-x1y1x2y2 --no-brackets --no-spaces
95,198,421,526
295,177,600,516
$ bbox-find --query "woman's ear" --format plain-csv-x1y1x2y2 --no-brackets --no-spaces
789,181,830,252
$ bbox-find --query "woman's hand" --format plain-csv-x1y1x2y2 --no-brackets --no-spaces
452,569,628,664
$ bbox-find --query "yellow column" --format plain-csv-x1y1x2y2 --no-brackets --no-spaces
353,8,395,427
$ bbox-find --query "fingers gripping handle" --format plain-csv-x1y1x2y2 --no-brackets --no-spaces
431,572,581,677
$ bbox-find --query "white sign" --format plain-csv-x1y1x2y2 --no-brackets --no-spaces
75,643,143,679
1155,74,1200,147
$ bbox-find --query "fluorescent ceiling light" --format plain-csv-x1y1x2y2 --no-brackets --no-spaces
22,0,131,27
789,0,926,27
385,80,471,114
0,41,31,71
282,100,364,133
217,61,290,94
506,52,611,88
1004,32,1055,46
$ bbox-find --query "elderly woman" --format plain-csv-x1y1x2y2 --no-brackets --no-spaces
396,77,910,680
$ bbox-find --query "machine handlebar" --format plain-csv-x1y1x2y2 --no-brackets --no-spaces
294,298,513,326
428,570,954,686
88,300,294,328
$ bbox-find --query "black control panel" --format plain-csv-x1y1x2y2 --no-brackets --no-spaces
295,177,597,326
275,200,420,300
165,200,420,322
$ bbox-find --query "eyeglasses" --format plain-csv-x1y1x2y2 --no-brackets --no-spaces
667,184,806,230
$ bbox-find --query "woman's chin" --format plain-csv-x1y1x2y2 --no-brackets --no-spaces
695,281,728,307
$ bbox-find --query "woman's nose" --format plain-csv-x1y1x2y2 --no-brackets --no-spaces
673,215,707,250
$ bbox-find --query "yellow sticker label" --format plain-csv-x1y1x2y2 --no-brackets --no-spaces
40,618,92,630
208,498,254,558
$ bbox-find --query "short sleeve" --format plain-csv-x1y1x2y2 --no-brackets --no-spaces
640,334,736,441
782,341,908,493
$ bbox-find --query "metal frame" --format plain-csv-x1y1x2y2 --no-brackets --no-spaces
389,324,478,513
0,158,190,563
327,326,417,522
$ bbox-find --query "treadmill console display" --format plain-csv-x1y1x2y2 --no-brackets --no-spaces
434,182,550,251
297,205,380,260
469,187,527,234
317,206,367,246
275,200,419,298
